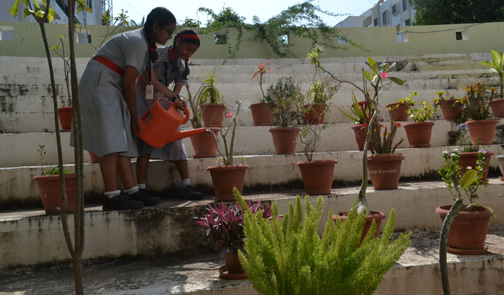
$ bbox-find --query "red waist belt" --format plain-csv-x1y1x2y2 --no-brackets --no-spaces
92,55,124,76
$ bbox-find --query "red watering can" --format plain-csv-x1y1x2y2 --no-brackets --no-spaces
136,100,207,148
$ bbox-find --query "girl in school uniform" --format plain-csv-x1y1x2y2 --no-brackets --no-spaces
135,30,202,200
73,7,177,211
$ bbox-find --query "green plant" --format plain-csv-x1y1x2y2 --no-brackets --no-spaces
437,149,494,294
299,123,328,162
407,100,435,122
336,92,373,124
480,49,504,96
198,68,224,105
214,101,241,166
388,91,418,112
433,90,465,108
235,191,411,295
44,167,73,175
265,77,304,127
251,60,273,103
454,123,480,152
185,82,204,128
369,119,404,154
305,45,338,104
462,83,495,120
195,199,271,253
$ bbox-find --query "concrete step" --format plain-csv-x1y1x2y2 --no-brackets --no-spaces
0,120,472,167
1,179,503,268
1,224,504,294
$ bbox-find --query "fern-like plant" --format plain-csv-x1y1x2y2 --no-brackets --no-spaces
235,190,411,295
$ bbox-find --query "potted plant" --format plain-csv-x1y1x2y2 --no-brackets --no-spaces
480,49,504,118
186,82,219,158
195,199,272,279
453,123,494,182
461,83,499,145
336,93,374,151
235,192,411,295
266,77,304,155
198,67,225,127
386,91,418,122
51,35,73,132
207,101,249,201
250,60,274,126
433,90,464,121
296,123,337,195
403,100,436,148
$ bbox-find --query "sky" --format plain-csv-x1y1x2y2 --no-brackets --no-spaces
111,0,378,27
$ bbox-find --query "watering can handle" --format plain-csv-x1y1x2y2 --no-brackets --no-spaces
182,107,190,124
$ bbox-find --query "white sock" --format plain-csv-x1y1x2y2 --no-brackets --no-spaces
124,186,139,195
104,190,121,199
181,178,191,187
137,183,146,190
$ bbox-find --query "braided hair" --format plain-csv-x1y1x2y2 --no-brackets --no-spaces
144,7,176,63
168,30,201,79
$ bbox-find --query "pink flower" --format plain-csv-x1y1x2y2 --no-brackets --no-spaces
226,112,233,118
380,72,389,79
396,122,401,127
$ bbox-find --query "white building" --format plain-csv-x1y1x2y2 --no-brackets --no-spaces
0,0,109,26
336,0,416,28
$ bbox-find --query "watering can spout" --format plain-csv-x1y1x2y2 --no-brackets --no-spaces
136,100,208,148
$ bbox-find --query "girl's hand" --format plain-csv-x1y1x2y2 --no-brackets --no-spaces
154,92,164,101
131,116,142,134
175,99,186,111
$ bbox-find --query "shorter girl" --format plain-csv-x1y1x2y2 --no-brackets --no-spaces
135,30,202,200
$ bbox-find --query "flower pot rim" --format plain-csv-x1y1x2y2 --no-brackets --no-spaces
436,204,493,214
32,173,76,181
459,151,494,156
296,159,338,166
207,164,249,171
367,153,404,159
269,127,301,132
403,121,435,127
497,155,504,159
465,119,500,123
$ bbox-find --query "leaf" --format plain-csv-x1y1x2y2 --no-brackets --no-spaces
363,71,371,82
367,57,377,71
9,0,21,17
491,49,502,69
388,77,404,85
459,169,477,188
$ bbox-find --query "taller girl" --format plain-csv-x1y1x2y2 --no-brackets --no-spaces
73,7,176,211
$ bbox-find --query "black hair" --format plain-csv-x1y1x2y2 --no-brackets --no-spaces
144,7,176,63
169,30,200,79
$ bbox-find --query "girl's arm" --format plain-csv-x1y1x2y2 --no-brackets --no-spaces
123,65,141,133
141,66,178,100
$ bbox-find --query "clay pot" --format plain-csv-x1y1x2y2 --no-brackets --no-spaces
269,127,301,155
32,174,76,214
435,205,493,255
386,102,410,121
465,119,499,145
439,99,463,120
304,103,327,124
57,106,73,131
190,127,219,158
296,159,337,195
250,102,273,126
490,98,504,118
219,247,247,280
333,211,387,243
367,153,404,190
351,124,368,151
403,121,435,148
207,165,248,201
459,151,493,182
497,155,504,181
202,103,225,127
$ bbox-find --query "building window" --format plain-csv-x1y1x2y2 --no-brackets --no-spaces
392,3,398,15
214,34,227,45
77,32,91,43
396,33,408,43
382,10,389,25
402,0,408,11
338,35,347,44
87,0,92,10
278,34,289,45
0,26,15,41
456,29,468,41
404,19,411,26
374,17,378,26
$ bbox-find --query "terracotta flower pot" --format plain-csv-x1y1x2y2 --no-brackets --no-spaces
207,165,248,201
367,153,404,190
497,155,504,181
458,151,493,182
490,98,504,118
386,102,409,121
435,205,493,255
333,211,386,243
304,103,327,124
202,103,225,127
219,247,247,280
296,159,337,195
439,99,463,120
190,127,219,158
57,106,73,132
250,102,273,126
269,127,301,155
32,174,76,214
351,124,368,151
403,121,435,148
465,119,499,145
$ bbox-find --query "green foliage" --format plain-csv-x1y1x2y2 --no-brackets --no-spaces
265,77,304,127
299,123,328,162
480,49,504,96
180,17,201,27
10,0,55,22
214,101,241,166
461,83,495,120
235,192,411,295
198,68,224,105
43,166,72,175
410,0,504,25
335,92,371,124
407,100,435,122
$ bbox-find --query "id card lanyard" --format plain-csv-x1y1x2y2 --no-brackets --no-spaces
145,58,154,100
